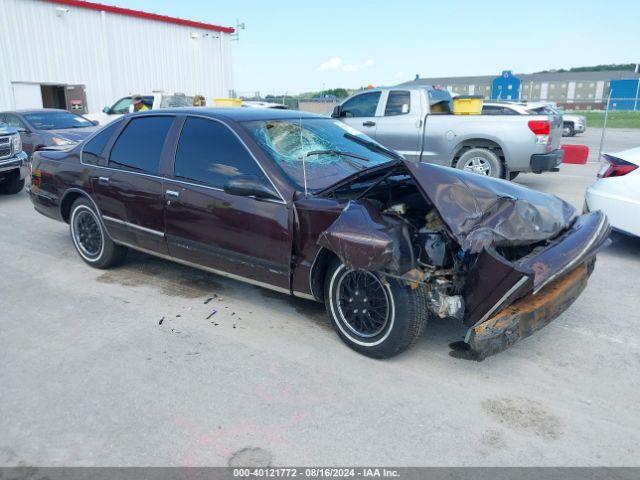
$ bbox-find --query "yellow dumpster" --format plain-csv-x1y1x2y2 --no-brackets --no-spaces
453,95,483,115
213,98,242,108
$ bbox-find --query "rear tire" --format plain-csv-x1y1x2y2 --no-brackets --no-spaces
69,197,127,269
0,176,25,195
455,148,503,179
508,171,520,181
324,260,428,359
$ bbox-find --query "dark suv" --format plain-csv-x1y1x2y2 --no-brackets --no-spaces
29,109,609,359
0,123,28,195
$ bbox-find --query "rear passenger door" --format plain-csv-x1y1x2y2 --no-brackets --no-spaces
163,116,291,290
91,115,175,254
374,90,422,161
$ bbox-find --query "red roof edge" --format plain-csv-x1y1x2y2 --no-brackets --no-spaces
44,0,235,33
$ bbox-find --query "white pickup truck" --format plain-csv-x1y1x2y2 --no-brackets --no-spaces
332,86,564,179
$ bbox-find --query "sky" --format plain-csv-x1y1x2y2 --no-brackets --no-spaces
119,0,639,95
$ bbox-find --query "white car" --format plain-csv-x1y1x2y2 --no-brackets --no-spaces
585,147,640,237
85,92,195,125
241,101,288,109
482,101,586,136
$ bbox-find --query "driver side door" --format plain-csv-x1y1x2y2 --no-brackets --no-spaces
163,116,292,290
338,91,382,139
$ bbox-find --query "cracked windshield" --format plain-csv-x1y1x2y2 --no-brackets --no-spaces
242,118,398,192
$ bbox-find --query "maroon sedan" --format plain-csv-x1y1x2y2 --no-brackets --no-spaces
29,109,609,359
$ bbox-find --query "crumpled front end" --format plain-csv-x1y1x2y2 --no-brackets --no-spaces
314,161,609,358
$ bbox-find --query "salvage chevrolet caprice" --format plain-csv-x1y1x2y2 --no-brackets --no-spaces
29,109,610,359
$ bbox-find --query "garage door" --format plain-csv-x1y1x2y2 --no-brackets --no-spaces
12,83,43,109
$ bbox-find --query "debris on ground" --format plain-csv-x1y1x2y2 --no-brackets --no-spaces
204,297,213,304
206,310,217,319
158,317,164,325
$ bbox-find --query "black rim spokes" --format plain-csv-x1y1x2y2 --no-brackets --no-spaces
75,211,102,257
337,270,389,337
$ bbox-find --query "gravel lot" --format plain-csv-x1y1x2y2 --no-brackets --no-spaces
1,141,639,466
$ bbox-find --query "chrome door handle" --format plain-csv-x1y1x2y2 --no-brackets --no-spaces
362,121,376,127
98,176,110,186
165,189,180,199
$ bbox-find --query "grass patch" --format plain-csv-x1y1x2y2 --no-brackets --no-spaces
565,110,640,129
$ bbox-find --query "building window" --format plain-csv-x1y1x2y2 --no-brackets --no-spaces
550,84,555,89
590,83,595,87
578,83,583,88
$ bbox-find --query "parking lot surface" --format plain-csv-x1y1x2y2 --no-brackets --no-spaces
2,139,640,466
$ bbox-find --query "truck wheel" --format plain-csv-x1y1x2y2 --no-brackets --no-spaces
563,123,575,137
324,260,428,359
509,171,520,181
455,148,503,178
0,176,25,195
69,197,127,269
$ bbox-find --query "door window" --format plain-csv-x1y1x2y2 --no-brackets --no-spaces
341,92,381,118
82,120,122,165
110,96,153,114
174,117,269,189
108,116,173,174
384,91,410,116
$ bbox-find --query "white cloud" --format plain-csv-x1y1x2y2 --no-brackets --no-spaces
394,71,406,78
318,56,343,71
318,57,374,73
342,59,374,73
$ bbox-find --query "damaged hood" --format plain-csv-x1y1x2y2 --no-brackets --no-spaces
403,162,577,253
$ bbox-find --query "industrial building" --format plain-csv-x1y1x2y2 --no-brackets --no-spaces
0,0,235,114
402,70,640,110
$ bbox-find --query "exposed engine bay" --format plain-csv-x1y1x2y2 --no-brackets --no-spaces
318,170,477,324
317,161,590,326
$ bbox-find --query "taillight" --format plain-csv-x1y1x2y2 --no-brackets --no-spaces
528,120,551,135
598,154,638,178
528,120,550,145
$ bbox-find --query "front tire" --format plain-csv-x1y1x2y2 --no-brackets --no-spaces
563,123,575,137
324,260,428,358
0,175,25,195
455,148,503,179
69,197,127,269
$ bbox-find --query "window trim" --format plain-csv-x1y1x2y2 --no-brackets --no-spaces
169,114,286,205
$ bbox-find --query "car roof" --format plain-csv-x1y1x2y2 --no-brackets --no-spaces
130,107,327,122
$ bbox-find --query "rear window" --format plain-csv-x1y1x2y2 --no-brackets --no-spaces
427,89,452,114
109,116,173,174
160,95,194,108
82,120,122,165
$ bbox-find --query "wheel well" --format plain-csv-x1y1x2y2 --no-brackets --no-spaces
309,248,339,302
452,139,505,165
60,191,84,223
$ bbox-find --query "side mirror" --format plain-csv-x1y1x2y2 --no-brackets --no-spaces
331,105,342,118
91,120,100,126
223,174,279,201
102,106,110,114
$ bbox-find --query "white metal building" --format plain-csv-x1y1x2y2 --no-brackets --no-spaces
0,0,235,113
